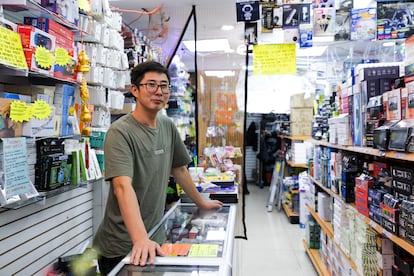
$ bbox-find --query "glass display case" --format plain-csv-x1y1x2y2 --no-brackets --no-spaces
109,202,237,276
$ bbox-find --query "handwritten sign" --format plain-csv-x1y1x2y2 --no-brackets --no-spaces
188,244,219,257
0,25,28,70
253,44,296,75
3,138,30,199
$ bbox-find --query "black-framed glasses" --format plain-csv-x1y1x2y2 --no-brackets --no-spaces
138,82,171,94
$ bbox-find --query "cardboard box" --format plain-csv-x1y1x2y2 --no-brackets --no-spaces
18,25,56,75
23,17,74,42
290,107,313,123
290,92,315,108
383,88,402,121
22,106,57,137
40,0,79,25
0,98,23,138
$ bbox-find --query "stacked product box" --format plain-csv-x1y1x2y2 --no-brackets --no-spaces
17,25,56,75
40,0,79,26
35,137,72,191
328,114,352,145
289,92,314,137
306,217,321,249
53,84,75,137
355,174,374,217
24,17,76,81
376,237,394,276
353,63,402,147
332,198,349,246
399,200,414,245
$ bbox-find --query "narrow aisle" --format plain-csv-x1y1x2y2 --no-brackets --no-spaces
233,183,317,276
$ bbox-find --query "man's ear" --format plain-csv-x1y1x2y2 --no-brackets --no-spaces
130,84,139,97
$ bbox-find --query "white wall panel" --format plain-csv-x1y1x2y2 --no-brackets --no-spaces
0,185,96,275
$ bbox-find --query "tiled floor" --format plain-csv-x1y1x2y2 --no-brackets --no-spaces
233,183,317,276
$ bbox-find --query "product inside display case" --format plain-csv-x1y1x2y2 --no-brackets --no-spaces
109,203,236,276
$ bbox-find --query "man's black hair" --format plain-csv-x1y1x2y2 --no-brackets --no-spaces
130,61,171,86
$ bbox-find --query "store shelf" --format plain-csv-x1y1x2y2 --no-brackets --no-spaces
306,204,359,274
279,135,311,141
306,204,333,239
311,139,414,162
282,203,299,224
302,239,330,276
286,159,308,168
308,175,414,257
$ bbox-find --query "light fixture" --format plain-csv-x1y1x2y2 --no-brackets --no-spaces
183,39,231,52
221,25,234,31
205,70,235,78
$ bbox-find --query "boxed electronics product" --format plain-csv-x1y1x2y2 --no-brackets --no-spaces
388,119,414,152
373,120,399,150
17,25,56,75
40,0,79,25
402,82,414,119
383,88,402,121
377,1,414,40
22,106,57,137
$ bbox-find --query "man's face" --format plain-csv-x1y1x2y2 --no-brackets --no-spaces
132,71,170,111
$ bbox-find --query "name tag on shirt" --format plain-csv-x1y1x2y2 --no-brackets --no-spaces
154,149,165,155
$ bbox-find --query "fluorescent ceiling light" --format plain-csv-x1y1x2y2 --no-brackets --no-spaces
296,46,327,57
183,39,231,52
205,70,235,78
221,25,234,31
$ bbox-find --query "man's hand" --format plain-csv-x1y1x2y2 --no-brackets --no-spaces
130,238,166,266
198,199,223,211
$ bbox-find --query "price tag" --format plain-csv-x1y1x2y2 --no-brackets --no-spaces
394,152,406,159
383,229,392,238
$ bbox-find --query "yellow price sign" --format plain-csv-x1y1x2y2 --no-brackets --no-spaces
32,100,52,120
55,47,70,66
0,26,28,70
253,44,296,75
10,101,29,122
35,46,53,70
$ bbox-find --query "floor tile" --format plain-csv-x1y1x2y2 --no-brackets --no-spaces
233,183,317,276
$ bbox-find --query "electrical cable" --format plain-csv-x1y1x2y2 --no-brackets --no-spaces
235,43,250,241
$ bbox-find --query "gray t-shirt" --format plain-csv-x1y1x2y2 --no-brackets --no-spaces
93,113,191,258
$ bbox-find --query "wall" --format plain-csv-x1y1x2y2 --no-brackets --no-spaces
0,180,105,275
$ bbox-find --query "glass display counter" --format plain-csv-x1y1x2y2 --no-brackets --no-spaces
109,202,237,276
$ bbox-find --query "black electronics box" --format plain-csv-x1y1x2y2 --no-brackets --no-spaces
392,166,414,184
389,119,414,152
361,66,400,80
373,120,399,150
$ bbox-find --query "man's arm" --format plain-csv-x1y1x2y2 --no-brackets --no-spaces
170,166,223,210
112,176,165,266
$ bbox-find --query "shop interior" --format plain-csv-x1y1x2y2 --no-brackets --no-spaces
2,0,414,275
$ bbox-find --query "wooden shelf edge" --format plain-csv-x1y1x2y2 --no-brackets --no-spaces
306,204,334,238
280,135,311,141
286,160,308,168
310,139,414,162
303,240,330,276
282,203,299,217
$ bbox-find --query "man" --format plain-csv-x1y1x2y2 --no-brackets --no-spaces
93,61,223,275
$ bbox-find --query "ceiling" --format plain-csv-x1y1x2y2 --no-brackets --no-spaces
109,1,406,78
109,0,246,71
